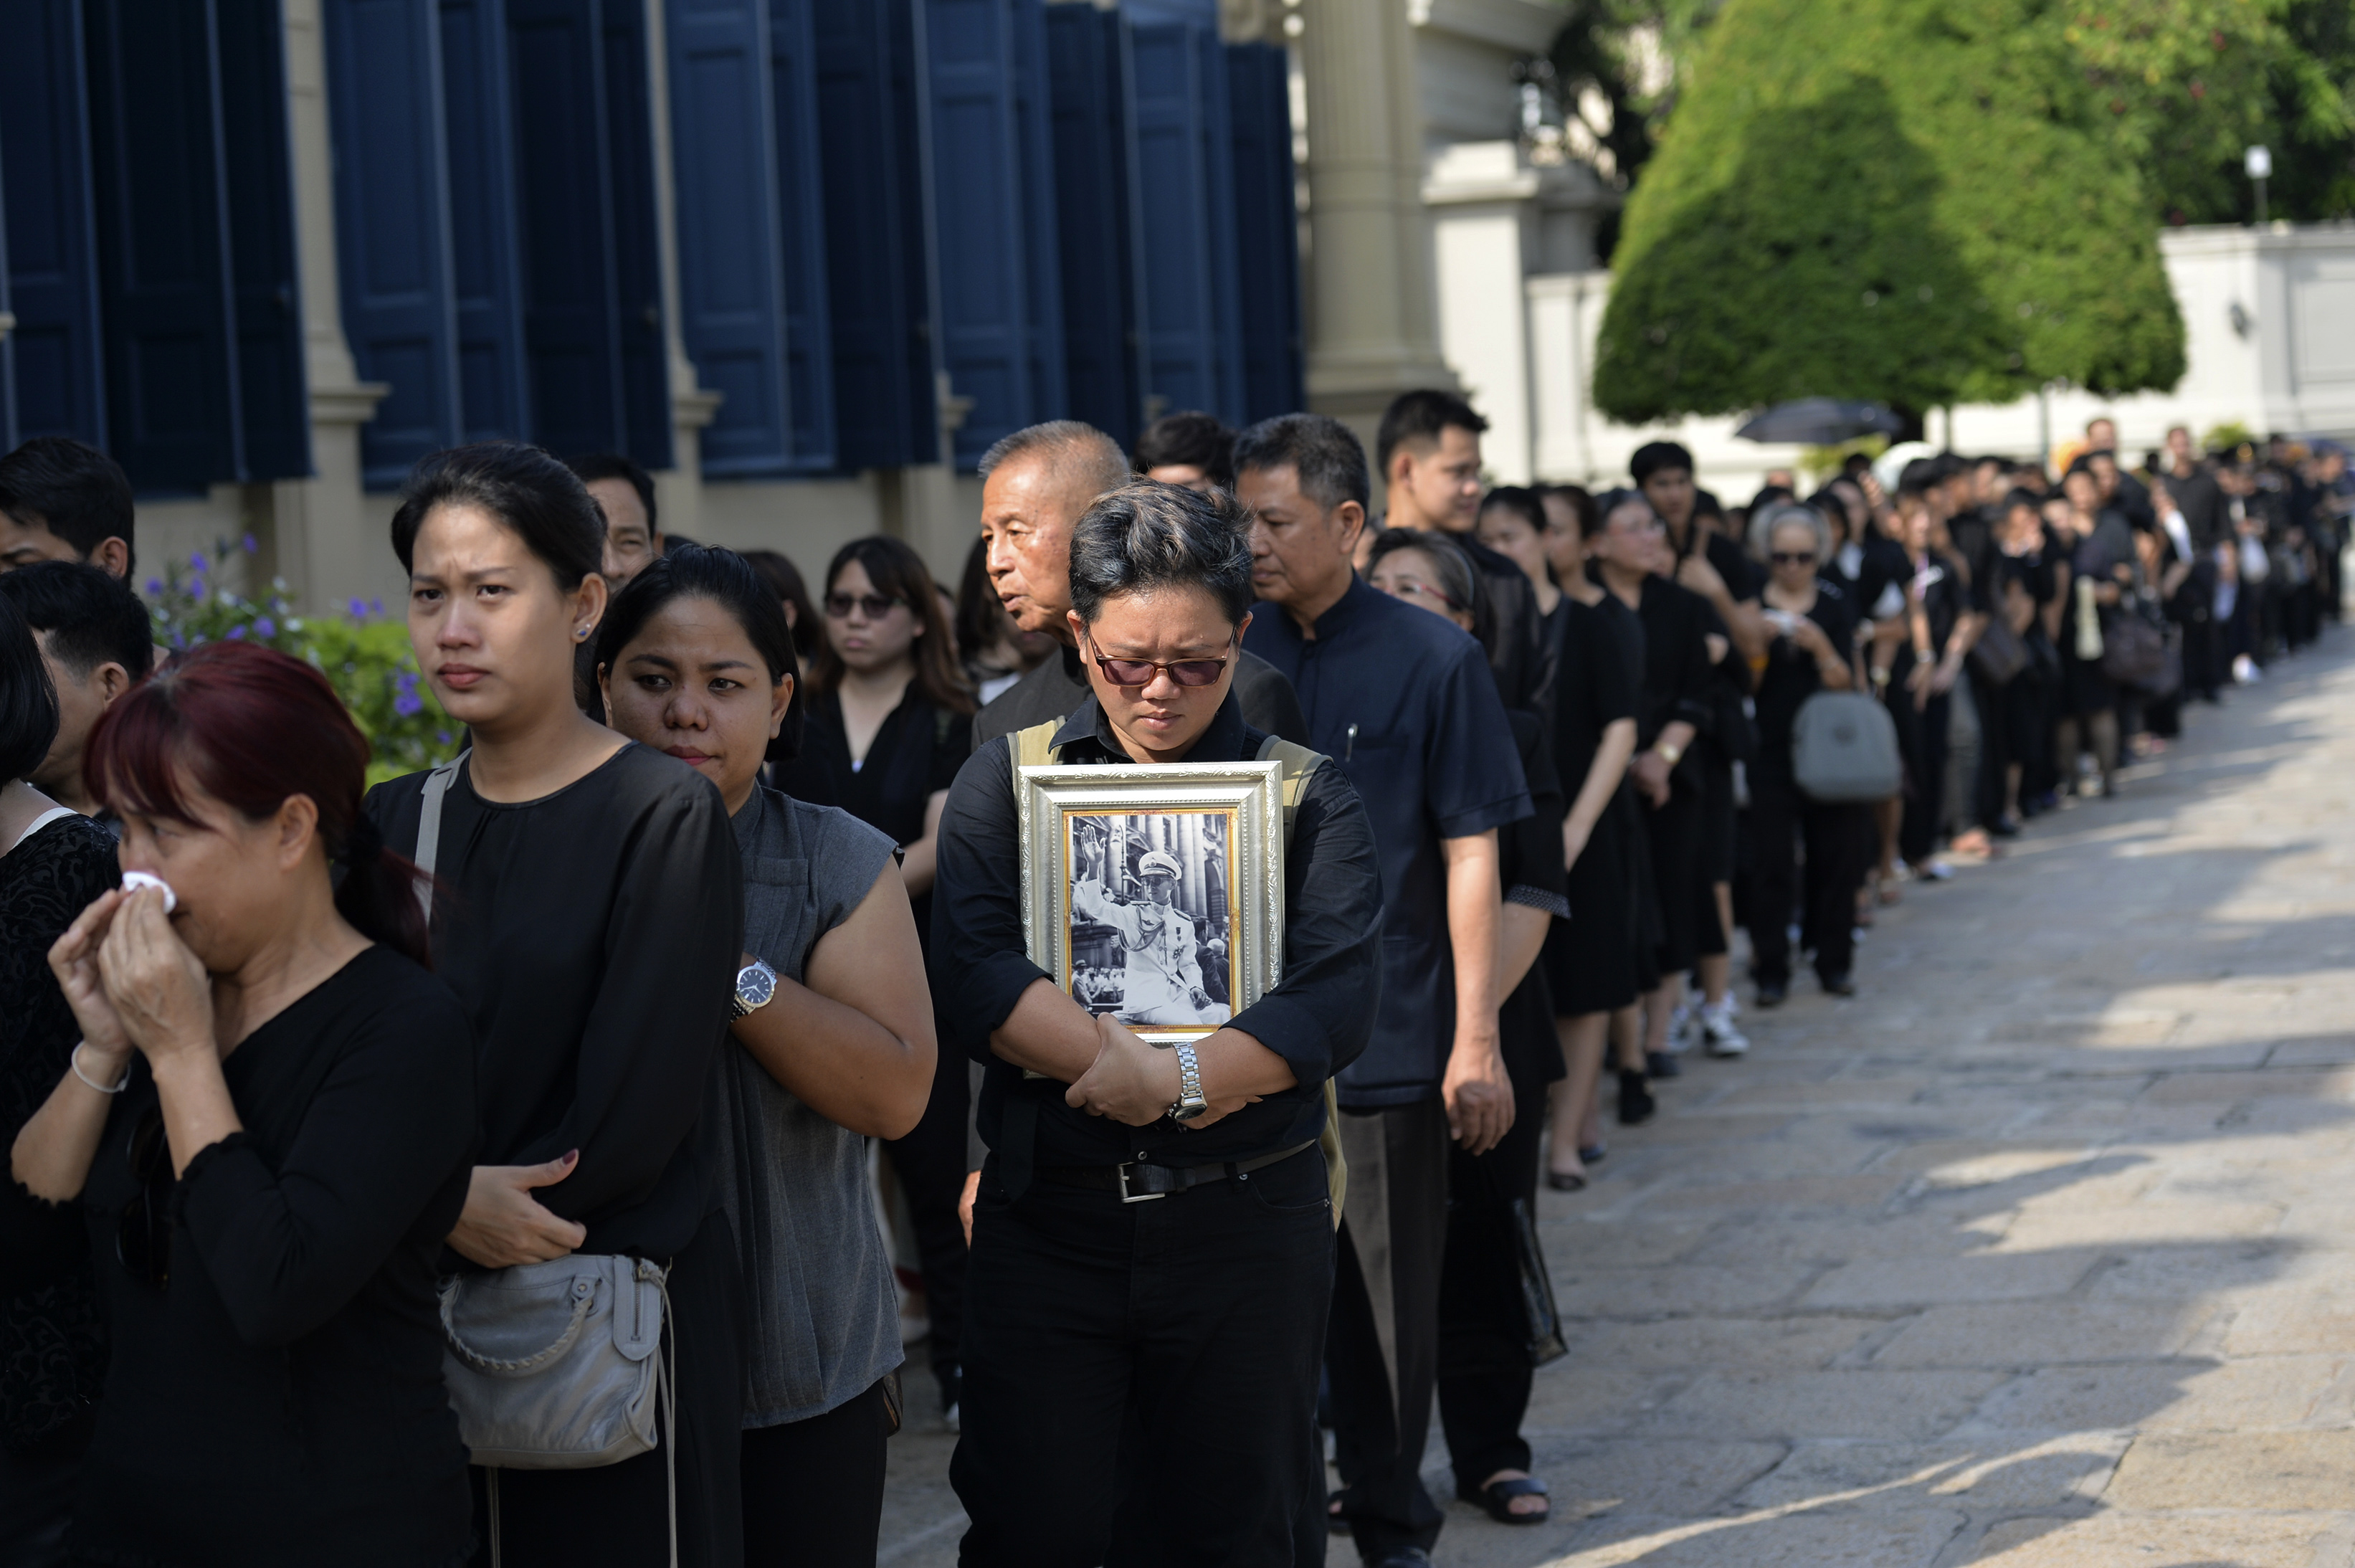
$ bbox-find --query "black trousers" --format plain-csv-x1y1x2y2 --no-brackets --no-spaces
1435,1074,1547,1493
1896,690,1950,865
1748,761,1865,987
952,1146,1333,1567
741,1379,893,1568
1327,1098,1452,1562
885,1039,971,1384
467,1210,746,1568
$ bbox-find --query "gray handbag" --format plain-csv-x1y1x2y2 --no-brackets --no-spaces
411,753,680,1567
1789,690,1904,803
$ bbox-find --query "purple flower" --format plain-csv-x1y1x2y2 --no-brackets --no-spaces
225,624,246,640
435,730,452,746
369,598,385,617
189,552,209,574
348,597,368,618
254,617,276,638
145,579,163,596
242,533,258,555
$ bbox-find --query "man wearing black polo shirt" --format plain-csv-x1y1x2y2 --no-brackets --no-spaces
971,419,1305,749
1236,414,1531,1568
933,482,1382,1567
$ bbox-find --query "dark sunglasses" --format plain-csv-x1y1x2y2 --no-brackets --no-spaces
823,591,906,619
1769,551,1819,565
1085,634,1234,689
116,1105,173,1290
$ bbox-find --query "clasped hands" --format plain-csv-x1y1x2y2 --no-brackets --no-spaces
1066,1014,1252,1131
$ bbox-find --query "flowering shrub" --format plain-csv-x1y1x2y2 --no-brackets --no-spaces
144,539,457,786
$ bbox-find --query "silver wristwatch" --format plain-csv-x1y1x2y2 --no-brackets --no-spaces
1167,1042,1209,1121
731,958,779,1019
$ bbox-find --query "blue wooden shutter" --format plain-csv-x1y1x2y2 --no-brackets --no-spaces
1191,27,1243,425
506,0,626,459
598,0,672,469
217,0,310,481
769,0,834,471
0,0,108,450
664,0,792,474
440,0,531,445
83,0,240,493
1226,40,1301,420
1010,0,1065,425
326,0,460,486
1126,21,1217,425
812,0,936,470
1045,4,1136,447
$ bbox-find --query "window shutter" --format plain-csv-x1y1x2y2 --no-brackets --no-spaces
1191,26,1243,426
769,0,835,471
0,0,108,450
597,0,672,470
1126,21,1217,426
663,0,793,475
1044,4,1137,447
1226,40,1302,421
439,0,531,445
1009,0,1065,427
325,0,460,486
82,0,240,493
812,0,936,470
216,0,310,481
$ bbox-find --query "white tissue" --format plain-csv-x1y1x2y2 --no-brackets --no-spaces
120,870,178,913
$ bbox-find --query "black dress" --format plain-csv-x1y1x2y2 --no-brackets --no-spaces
1,946,478,1567
365,745,747,1568
1749,582,1868,987
1629,576,1721,975
1,813,117,1559
1541,598,1640,1017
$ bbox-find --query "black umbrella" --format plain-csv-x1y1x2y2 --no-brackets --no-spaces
1734,399,1904,445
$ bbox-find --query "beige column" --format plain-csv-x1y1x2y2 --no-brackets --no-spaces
1296,0,1455,475
640,0,721,541
270,0,396,608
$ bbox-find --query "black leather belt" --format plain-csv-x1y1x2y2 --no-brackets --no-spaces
1039,1139,1319,1204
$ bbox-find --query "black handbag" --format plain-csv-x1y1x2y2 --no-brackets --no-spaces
1969,614,2029,685
1508,1197,1569,1367
2099,611,2167,690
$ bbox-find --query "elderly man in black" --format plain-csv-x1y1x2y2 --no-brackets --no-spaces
1237,414,1532,1568
931,481,1383,1567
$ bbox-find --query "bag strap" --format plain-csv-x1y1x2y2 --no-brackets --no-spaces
411,748,470,921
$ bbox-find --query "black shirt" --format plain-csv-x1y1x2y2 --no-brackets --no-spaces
972,640,1305,751
3,947,477,1567
1551,597,1638,805
1756,579,1858,757
1450,528,1549,713
2170,469,2228,552
1498,709,1569,1091
1626,575,1717,752
1242,576,1533,1106
366,744,743,1260
775,687,971,850
931,691,1384,1169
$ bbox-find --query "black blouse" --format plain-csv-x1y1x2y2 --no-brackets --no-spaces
1,946,479,1567
773,686,971,852
1756,579,1860,756
1550,597,1638,806
365,744,744,1260
1498,709,1569,1091
1628,576,1717,753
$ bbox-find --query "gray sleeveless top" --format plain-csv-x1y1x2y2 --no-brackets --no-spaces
718,786,902,1427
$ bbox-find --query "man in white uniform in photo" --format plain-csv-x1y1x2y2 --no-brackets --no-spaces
1070,847,1231,1027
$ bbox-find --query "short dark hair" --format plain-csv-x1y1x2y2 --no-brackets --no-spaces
2002,487,2044,515
738,548,819,662
1365,526,1495,655
1068,481,1255,628
596,543,803,756
391,442,604,590
1592,487,1650,540
1133,412,1236,488
1232,413,1369,513
1478,485,1548,538
0,437,136,572
0,561,152,680
565,452,659,535
0,591,60,784
1630,442,1695,485
1538,483,1597,537
1375,389,1488,475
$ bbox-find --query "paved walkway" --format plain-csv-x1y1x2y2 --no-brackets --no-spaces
880,627,2355,1567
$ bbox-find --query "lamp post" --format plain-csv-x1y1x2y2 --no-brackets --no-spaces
2246,144,2272,226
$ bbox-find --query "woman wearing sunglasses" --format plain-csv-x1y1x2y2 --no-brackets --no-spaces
770,534,977,1428
1745,503,1868,1004
6,640,477,1567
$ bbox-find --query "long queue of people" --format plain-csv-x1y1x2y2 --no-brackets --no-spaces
0,403,2348,1568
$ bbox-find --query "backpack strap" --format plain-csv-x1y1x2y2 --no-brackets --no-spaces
411,748,471,921
1252,733,1346,1228
1007,718,1063,796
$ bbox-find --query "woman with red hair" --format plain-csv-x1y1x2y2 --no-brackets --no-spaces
4,639,478,1566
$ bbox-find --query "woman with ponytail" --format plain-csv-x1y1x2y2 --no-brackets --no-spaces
4,640,478,1566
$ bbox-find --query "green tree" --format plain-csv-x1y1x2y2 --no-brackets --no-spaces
1592,0,2188,424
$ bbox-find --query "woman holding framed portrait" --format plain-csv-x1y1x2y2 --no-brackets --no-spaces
930,481,1385,1567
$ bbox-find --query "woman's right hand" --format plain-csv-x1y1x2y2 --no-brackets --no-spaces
48,888,134,1064
447,1154,589,1268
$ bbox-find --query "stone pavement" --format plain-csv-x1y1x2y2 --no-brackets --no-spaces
879,627,2355,1567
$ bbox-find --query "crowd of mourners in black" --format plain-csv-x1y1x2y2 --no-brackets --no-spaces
0,400,2348,1568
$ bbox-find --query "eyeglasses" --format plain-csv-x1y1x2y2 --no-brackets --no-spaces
1769,551,1819,565
1377,576,1466,612
1084,633,1234,688
116,1105,173,1290
823,591,907,620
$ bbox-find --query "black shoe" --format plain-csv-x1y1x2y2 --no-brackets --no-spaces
1819,971,1856,997
1370,1550,1434,1568
1646,1050,1681,1079
1617,1068,1656,1125
1755,982,1787,1008
1989,814,2022,837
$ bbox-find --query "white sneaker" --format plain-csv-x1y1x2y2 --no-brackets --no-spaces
1665,1002,1696,1053
2234,654,2263,685
1700,999,1749,1057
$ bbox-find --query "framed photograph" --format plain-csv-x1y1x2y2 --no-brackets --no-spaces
1017,761,1287,1045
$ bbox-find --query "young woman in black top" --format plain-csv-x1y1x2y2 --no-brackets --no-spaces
361,444,746,1568
8,640,475,1567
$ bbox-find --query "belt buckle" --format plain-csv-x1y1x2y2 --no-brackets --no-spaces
1115,1163,1166,1203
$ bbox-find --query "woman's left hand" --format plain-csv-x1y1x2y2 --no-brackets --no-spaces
1067,1015,1183,1127
96,888,215,1063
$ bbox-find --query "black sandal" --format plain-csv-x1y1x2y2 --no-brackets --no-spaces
1328,1488,1352,1534
1460,1474,1549,1525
